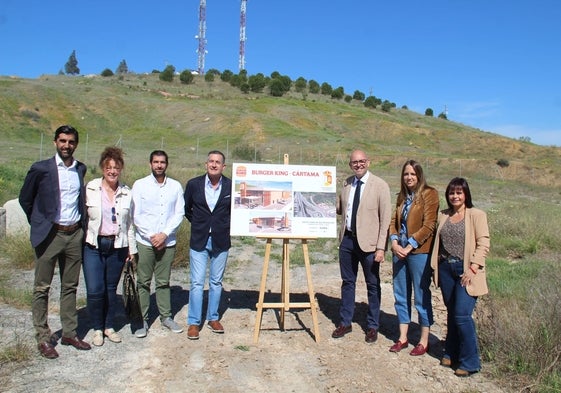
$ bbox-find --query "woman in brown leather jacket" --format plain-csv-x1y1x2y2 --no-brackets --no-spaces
389,160,439,356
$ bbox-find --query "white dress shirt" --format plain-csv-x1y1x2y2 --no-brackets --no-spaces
55,154,81,225
131,174,184,247
346,171,369,231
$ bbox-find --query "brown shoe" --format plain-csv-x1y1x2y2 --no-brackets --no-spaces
207,320,224,334
61,336,91,350
187,325,200,340
440,357,452,367
331,324,352,338
455,369,473,377
365,328,378,343
38,342,59,359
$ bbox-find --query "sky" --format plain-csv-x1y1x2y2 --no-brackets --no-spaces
1,0,560,147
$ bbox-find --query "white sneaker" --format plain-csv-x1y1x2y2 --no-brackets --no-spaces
92,330,104,346
134,320,149,338
161,317,183,333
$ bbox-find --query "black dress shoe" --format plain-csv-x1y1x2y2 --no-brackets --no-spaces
365,328,378,343
331,324,352,338
38,342,59,359
61,336,91,350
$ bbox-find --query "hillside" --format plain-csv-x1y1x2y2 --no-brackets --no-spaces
1,72,560,204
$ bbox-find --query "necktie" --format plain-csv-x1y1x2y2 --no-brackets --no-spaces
350,179,362,235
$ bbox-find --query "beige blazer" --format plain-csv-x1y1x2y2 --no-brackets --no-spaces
430,207,490,296
85,177,137,253
336,171,392,252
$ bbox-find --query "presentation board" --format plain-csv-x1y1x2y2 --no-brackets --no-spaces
230,163,337,238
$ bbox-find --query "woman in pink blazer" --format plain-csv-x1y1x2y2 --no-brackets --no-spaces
430,177,490,377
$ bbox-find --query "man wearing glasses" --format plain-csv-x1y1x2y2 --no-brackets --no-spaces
131,150,185,337
332,150,392,343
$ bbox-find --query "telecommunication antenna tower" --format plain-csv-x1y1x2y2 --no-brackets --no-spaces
239,0,247,71
196,0,207,75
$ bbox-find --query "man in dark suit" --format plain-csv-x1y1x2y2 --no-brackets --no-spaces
19,125,91,359
332,149,392,343
184,150,232,340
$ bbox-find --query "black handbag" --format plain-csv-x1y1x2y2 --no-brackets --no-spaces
122,260,142,321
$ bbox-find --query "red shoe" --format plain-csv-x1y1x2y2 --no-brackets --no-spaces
409,343,428,356
389,340,409,352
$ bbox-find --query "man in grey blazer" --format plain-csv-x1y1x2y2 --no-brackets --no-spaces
332,149,392,343
19,125,91,359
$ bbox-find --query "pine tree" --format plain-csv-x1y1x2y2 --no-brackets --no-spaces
116,59,128,74
64,50,80,75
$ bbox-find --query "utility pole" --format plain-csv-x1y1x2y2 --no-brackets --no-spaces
239,0,247,71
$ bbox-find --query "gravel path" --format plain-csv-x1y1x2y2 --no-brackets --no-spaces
0,242,507,393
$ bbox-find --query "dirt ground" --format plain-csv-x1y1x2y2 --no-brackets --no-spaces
0,240,507,393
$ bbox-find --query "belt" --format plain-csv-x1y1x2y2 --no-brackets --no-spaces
98,235,116,240
345,229,356,237
54,222,81,233
440,255,463,264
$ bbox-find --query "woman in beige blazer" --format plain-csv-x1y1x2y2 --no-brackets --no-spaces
83,147,137,347
430,177,490,377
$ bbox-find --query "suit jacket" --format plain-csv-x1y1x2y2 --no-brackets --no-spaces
336,171,392,252
19,156,87,248
184,174,232,253
430,207,490,296
389,187,439,254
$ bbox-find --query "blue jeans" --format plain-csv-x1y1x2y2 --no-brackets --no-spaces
438,259,480,372
338,233,381,329
83,237,127,331
187,236,229,325
392,252,433,327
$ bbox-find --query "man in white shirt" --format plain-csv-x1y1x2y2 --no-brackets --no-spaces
19,125,91,359
131,150,185,337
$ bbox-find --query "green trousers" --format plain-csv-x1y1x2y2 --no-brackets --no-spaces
136,243,176,321
32,228,83,343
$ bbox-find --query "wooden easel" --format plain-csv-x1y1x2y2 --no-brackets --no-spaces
253,154,321,343
253,235,320,343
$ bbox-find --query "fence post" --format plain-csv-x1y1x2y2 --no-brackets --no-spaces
0,208,6,239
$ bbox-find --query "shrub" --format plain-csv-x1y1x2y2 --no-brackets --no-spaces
353,90,365,101
363,96,378,109
220,69,233,82
179,70,194,84
159,65,175,82
248,73,266,93
308,80,320,94
381,100,392,112
320,82,332,95
101,68,114,77
497,159,509,168
425,108,434,116
233,144,262,161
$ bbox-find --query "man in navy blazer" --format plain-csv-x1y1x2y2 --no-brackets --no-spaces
184,150,232,340
19,125,91,359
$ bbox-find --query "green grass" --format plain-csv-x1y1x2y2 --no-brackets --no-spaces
1,72,561,391
0,235,35,270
